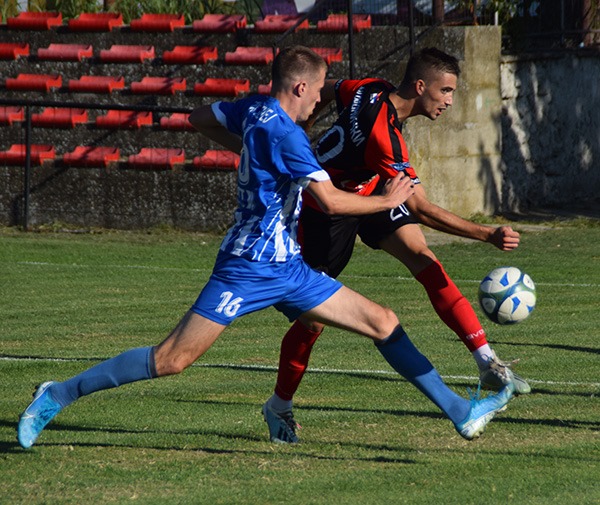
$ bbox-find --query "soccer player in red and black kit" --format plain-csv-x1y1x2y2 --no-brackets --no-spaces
262,47,530,443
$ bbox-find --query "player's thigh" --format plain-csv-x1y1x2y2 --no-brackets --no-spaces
155,310,227,375
378,223,438,275
302,285,399,341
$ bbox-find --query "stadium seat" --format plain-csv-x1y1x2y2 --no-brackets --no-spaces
5,74,62,92
162,46,218,64
312,47,343,64
130,13,185,32
31,108,88,128
99,45,155,63
192,14,246,33
0,144,56,165
128,148,185,169
257,81,272,95
6,12,63,30
130,77,186,95
0,42,30,60
68,75,126,94
62,146,120,167
316,14,372,32
68,12,124,31
95,110,152,129
0,106,25,125
37,44,93,62
193,78,250,97
159,113,194,131
225,47,275,65
193,150,240,170
254,15,309,33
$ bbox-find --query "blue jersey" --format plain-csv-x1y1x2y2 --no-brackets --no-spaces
212,96,329,262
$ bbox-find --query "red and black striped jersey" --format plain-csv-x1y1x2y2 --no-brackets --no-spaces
314,78,420,196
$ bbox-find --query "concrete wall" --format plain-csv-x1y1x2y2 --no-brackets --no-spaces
500,52,600,213
1,24,598,230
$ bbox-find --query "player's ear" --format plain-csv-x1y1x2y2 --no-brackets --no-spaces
293,81,306,97
415,79,426,96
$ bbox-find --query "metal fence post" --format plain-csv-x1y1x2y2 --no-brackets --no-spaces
23,105,32,232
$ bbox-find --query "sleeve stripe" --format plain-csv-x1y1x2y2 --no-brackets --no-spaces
211,102,226,126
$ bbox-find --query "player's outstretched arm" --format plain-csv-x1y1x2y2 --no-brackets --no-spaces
307,172,414,216
406,185,520,251
189,105,243,153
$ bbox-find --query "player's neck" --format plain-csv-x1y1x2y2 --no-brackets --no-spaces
272,92,300,123
389,89,415,122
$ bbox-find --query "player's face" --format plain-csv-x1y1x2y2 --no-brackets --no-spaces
298,67,326,122
418,71,457,121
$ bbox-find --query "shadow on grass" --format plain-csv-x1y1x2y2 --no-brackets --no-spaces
493,341,600,356
0,419,416,464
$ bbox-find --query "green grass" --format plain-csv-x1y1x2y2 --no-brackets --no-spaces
1,222,599,504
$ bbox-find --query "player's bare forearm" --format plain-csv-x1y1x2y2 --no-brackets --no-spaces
406,186,520,251
308,172,414,216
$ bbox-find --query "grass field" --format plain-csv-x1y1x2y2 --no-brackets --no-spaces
1,220,599,504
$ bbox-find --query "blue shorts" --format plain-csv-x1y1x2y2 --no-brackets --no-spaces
191,251,343,325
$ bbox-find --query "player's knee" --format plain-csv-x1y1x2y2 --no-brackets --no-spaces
154,350,191,376
384,306,399,326
374,306,399,338
298,316,325,333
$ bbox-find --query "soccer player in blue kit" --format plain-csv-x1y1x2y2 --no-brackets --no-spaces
17,46,514,450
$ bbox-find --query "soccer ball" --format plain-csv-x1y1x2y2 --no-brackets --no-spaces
478,266,536,325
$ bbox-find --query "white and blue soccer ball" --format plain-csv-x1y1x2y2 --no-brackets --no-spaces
478,266,536,325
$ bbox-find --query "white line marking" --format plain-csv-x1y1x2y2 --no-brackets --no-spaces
1,356,598,388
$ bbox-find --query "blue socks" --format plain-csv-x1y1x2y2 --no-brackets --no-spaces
375,327,470,424
50,346,157,408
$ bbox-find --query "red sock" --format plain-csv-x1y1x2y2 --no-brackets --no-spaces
415,260,488,352
274,320,323,401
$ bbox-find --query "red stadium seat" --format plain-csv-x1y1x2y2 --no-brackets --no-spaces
5,74,62,92
312,47,343,64
193,150,240,170
193,78,250,97
128,148,185,169
225,47,275,65
68,75,125,94
99,45,155,63
130,13,185,32
37,44,93,62
7,12,63,30
257,81,272,95
68,12,123,31
0,106,25,125
162,46,218,64
192,14,246,33
160,113,194,131
254,15,309,33
31,108,88,128
62,146,120,167
0,43,30,60
95,110,152,129
130,77,186,95
317,14,371,32
0,144,56,165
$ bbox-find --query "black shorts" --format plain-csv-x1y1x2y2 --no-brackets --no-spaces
299,204,418,278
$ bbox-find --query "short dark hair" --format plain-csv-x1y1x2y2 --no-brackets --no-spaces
271,45,327,91
401,47,460,86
